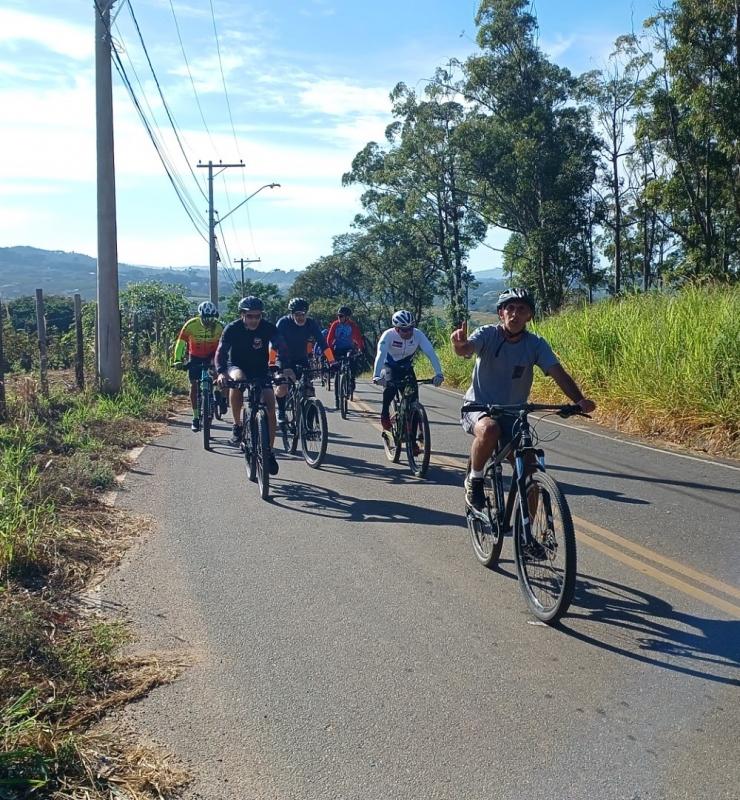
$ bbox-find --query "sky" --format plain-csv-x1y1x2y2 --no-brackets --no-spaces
0,0,658,281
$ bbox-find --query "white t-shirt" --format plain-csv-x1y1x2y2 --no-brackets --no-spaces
372,327,443,378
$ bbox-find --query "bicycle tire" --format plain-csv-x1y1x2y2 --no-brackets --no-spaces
465,461,504,568
339,373,349,419
300,398,328,468
213,389,223,420
290,396,300,455
201,388,211,450
382,401,401,463
256,410,270,499
280,395,296,454
513,471,577,624
406,402,431,478
244,415,257,483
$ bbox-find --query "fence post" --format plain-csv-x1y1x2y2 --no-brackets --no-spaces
131,310,139,370
35,288,48,396
0,295,6,422
74,293,84,390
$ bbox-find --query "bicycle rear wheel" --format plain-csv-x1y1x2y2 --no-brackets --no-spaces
513,471,576,623
382,401,401,463
281,395,297,454
465,461,504,568
406,402,431,478
201,388,211,450
300,399,328,468
255,410,270,499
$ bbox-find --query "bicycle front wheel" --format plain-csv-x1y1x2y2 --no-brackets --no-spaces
255,409,270,499
513,471,576,623
465,461,504,569
201,389,211,450
406,402,431,478
300,399,328,468
339,373,350,419
244,416,257,483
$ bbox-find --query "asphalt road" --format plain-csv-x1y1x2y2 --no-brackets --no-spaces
101,380,740,800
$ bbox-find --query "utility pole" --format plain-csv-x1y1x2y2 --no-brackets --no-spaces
197,160,245,308
234,257,261,295
95,0,122,392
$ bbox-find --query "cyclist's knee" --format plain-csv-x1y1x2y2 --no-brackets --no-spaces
474,417,499,444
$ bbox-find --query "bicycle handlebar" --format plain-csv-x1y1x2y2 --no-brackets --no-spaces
461,402,589,419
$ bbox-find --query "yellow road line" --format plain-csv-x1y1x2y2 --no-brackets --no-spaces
349,394,740,617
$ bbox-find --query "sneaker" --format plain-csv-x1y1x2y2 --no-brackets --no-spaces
229,424,243,446
191,417,200,432
269,453,279,476
380,414,392,431
465,475,486,511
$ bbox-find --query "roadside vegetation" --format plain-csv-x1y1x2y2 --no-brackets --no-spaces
0,368,188,798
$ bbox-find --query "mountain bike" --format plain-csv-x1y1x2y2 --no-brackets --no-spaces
335,350,363,419
460,402,588,623
228,377,273,500
196,363,218,450
278,365,328,468
381,372,434,478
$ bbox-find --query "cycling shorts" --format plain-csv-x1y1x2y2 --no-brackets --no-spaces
461,410,517,447
188,356,213,382
227,366,273,390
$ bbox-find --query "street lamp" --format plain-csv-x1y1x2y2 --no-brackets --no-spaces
215,182,281,228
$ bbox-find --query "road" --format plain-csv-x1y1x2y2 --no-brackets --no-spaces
101,380,740,800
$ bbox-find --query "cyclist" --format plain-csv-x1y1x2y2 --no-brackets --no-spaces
274,297,336,424
371,310,444,431
172,301,225,433
214,296,288,474
451,287,596,511
327,305,364,388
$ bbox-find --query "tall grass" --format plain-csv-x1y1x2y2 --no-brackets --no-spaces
432,284,739,451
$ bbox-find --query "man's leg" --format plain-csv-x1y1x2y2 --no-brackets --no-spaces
465,416,500,511
187,360,203,432
261,386,279,475
228,368,245,444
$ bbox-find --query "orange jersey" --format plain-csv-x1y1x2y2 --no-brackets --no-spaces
173,316,223,361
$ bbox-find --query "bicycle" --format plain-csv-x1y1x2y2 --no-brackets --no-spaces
227,377,273,500
460,401,588,623
278,365,329,468
381,371,434,478
334,350,363,419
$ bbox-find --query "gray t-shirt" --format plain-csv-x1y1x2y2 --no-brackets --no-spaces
463,325,559,405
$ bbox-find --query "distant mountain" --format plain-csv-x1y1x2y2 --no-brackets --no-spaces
0,246,301,300
471,268,505,281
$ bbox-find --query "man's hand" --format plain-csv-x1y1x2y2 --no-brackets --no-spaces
173,361,188,371
329,361,340,372
578,397,596,414
283,368,297,383
372,375,386,388
432,374,444,387
216,372,228,389
450,320,473,356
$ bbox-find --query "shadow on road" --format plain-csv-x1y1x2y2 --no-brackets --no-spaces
319,451,463,488
270,480,462,527
559,572,740,686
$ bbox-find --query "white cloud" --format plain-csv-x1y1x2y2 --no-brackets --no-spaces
298,79,391,117
0,8,92,61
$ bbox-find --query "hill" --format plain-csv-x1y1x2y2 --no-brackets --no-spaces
0,246,301,300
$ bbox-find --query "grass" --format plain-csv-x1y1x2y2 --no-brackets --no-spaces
0,367,187,798
429,284,740,457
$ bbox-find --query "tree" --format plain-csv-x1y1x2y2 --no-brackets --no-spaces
224,279,284,323
119,281,191,360
459,0,599,312
637,0,740,279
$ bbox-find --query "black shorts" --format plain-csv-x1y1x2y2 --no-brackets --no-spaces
227,366,272,390
188,356,213,382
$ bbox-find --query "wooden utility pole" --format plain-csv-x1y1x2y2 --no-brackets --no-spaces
197,160,245,309
35,289,48,396
0,295,6,422
96,0,122,392
74,293,84,390
234,257,261,294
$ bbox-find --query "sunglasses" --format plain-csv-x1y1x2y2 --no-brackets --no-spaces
243,312,262,320
293,311,307,317
397,326,413,333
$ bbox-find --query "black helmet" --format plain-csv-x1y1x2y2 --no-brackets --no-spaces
238,296,264,311
496,287,535,314
337,305,352,316
288,297,309,313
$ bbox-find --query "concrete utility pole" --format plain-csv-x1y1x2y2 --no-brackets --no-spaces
197,160,245,308
95,0,122,392
234,257,261,295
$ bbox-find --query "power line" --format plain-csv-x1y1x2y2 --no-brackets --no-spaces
125,0,208,202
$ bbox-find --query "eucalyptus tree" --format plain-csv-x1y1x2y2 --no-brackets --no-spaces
458,0,599,312
637,0,740,279
343,81,486,326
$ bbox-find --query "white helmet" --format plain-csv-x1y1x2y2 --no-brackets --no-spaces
392,309,414,328
198,301,218,319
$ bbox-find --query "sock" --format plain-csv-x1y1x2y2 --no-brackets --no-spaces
277,396,286,414
192,407,199,419
470,468,484,479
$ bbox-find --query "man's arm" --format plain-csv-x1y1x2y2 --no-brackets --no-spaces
416,330,443,375
172,320,191,363
214,325,230,373
326,320,338,348
372,332,391,378
546,364,596,412
351,321,364,350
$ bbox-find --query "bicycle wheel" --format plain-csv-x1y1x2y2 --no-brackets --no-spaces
201,387,211,450
255,409,270,499
382,401,401,463
405,402,431,478
213,387,223,420
300,398,328,468
280,395,296,454
513,471,577,623
244,415,257,483
339,372,349,419
465,461,504,568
